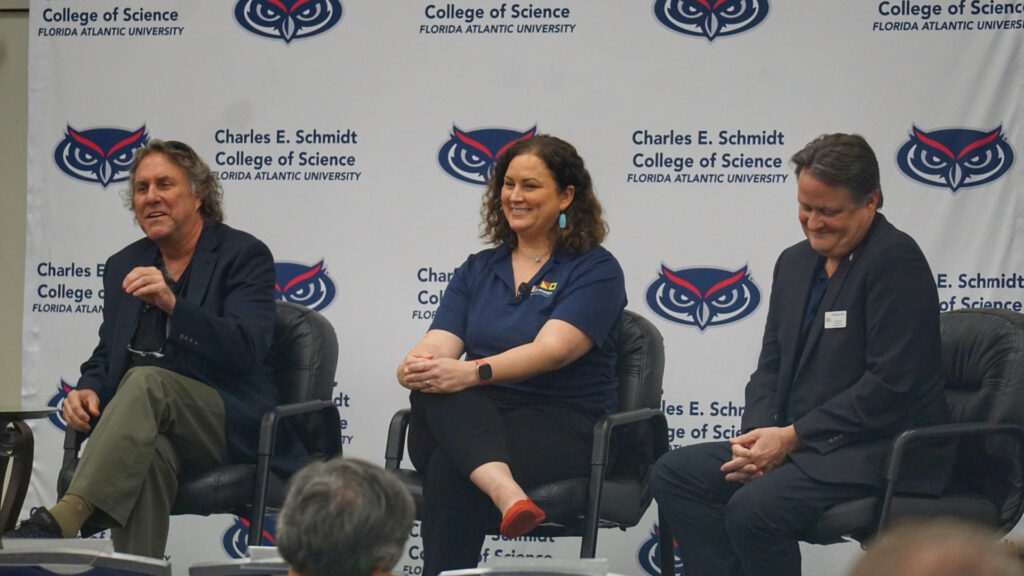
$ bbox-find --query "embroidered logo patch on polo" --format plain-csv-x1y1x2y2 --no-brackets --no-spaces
532,281,558,297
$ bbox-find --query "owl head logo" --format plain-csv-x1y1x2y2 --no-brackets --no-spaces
437,126,537,185
235,0,343,43
896,125,1014,194
637,524,685,576
646,265,760,330
53,126,149,188
654,0,769,41
46,379,77,431
222,516,277,559
275,260,337,311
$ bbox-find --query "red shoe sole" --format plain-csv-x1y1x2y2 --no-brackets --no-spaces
500,499,546,539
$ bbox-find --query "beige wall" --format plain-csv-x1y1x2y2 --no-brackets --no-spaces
0,4,28,408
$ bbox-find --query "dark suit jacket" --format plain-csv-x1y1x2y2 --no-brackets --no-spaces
78,222,279,464
742,213,950,494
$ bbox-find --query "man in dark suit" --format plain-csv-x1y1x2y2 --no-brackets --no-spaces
7,139,279,558
651,133,949,576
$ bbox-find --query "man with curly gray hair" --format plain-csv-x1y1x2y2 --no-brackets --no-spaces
278,458,415,576
7,139,282,559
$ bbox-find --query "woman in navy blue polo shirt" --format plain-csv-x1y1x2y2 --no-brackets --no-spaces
397,134,627,576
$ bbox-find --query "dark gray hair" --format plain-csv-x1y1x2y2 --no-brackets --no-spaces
791,133,884,209
277,458,415,576
124,139,224,224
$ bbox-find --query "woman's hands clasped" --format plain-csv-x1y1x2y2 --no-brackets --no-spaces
398,354,479,394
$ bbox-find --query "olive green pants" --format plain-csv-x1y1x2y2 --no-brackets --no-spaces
67,366,228,558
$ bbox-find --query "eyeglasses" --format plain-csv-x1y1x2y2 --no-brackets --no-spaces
127,343,166,359
126,304,167,359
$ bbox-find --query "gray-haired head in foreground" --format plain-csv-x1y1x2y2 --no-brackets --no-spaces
125,138,225,224
791,133,884,209
847,519,1024,576
277,458,415,576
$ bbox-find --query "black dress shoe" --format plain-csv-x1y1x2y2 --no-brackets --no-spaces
5,508,64,539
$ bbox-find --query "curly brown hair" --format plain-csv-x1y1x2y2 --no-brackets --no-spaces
125,139,224,224
480,134,607,253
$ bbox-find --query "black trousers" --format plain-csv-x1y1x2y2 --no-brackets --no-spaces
650,441,875,576
408,386,596,576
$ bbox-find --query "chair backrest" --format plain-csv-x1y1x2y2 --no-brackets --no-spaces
942,308,1024,425
940,308,1024,527
609,310,666,478
615,310,666,413
267,301,340,457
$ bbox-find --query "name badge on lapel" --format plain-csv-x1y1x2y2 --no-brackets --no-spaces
824,310,847,329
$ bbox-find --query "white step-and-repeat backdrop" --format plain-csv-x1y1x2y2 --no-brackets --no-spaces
22,1,1023,574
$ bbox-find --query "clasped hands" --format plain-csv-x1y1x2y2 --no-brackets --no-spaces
721,425,800,483
399,354,477,394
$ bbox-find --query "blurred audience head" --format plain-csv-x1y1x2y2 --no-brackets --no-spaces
277,458,415,576
848,519,1024,576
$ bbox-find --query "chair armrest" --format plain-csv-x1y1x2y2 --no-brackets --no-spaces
591,408,669,466
579,408,668,557
385,409,412,472
250,398,339,547
63,426,88,451
381,406,670,472
890,421,1024,445
878,422,1024,532
59,399,335,490
253,398,339,512
57,427,90,498
256,399,338,456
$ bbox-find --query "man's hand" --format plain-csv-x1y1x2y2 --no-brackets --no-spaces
720,454,763,483
123,266,176,313
63,389,101,432
721,425,801,483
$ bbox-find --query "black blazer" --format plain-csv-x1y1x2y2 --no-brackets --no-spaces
742,213,950,494
78,223,279,464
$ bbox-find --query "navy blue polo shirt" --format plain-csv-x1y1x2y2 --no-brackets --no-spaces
430,243,627,414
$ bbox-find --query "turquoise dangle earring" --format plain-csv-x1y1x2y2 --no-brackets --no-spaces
558,212,567,229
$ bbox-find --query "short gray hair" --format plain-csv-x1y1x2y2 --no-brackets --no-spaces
277,458,415,576
791,133,883,209
124,139,224,224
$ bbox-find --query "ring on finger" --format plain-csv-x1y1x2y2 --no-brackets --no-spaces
424,380,431,387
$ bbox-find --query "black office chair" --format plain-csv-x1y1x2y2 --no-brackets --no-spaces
0,420,35,531
58,301,342,546
803,308,1024,545
384,310,672,576
0,549,171,575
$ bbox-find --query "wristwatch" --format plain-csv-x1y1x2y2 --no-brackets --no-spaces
474,358,492,383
